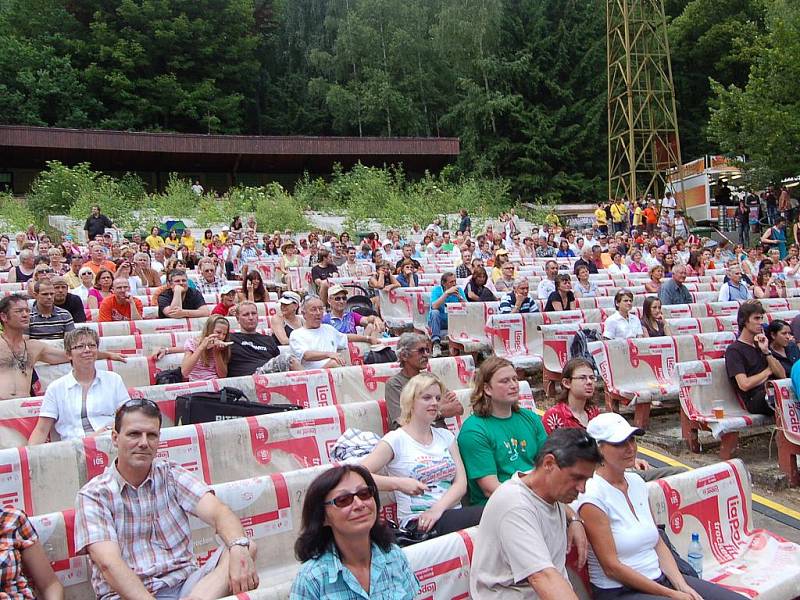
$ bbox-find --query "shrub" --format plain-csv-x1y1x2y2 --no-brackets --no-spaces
0,193,37,231
27,161,100,218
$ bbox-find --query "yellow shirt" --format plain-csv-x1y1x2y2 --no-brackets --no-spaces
181,235,196,252
633,206,643,227
610,203,626,223
594,208,607,226
145,235,165,250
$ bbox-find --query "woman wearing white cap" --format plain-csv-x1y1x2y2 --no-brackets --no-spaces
270,291,303,345
575,413,743,600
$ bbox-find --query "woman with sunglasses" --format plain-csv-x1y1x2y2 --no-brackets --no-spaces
362,373,482,536
543,358,601,434
28,327,130,445
576,413,742,600
290,464,420,599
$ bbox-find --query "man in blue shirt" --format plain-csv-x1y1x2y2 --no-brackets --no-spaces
717,265,752,302
428,271,466,357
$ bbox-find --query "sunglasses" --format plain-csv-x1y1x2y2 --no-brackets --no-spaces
323,485,376,508
116,398,160,414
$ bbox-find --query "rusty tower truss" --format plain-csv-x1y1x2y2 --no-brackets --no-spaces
607,0,684,202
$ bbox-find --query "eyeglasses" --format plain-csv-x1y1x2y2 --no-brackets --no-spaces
323,486,376,508
70,343,98,351
570,375,597,382
331,296,347,302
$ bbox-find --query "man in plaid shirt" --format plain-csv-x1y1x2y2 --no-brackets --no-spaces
75,399,259,600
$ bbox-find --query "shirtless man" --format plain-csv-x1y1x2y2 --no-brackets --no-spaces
0,294,126,400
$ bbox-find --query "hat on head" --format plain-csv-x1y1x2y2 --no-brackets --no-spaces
222,226,230,231
220,284,238,296
586,413,644,444
279,291,302,305
280,240,296,252
328,284,347,298
495,248,509,256
382,240,393,247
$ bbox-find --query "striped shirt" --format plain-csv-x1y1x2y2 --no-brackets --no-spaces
27,304,75,339
75,460,211,599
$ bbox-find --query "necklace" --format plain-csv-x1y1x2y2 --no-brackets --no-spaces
1,334,28,372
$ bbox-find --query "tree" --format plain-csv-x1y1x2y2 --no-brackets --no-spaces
708,0,800,184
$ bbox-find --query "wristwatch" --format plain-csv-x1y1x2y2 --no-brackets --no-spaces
567,516,585,527
228,537,251,549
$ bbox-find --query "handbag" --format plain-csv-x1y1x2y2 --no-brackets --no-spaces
388,518,436,547
364,347,398,364
175,386,302,425
155,367,184,385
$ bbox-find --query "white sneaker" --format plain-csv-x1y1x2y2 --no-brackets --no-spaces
432,342,442,358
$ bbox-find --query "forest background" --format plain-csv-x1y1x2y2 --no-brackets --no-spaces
0,0,798,213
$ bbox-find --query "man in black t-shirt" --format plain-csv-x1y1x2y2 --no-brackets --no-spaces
83,205,115,241
725,300,784,415
227,301,300,377
157,269,209,319
52,276,86,323
310,249,338,307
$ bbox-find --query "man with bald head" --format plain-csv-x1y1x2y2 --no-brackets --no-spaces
289,297,380,369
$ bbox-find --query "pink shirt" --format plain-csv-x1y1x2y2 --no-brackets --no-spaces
183,336,220,381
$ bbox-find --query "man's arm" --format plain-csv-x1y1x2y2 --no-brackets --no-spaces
193,493,259,595
528,569,579,600
86,541,155,600
130,298,142,321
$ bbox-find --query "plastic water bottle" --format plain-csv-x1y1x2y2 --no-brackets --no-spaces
687,532,703,579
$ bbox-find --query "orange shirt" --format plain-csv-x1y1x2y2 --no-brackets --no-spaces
98,294,143,322
643,207,658,224
83,259,117,274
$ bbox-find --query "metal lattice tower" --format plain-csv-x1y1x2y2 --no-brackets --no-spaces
607,0,684,203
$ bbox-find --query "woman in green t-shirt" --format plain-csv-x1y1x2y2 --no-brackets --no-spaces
457,356,548,505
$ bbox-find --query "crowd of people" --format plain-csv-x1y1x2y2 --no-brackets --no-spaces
0,198,795,600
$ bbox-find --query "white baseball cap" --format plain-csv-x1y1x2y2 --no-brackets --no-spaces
220,284,238,295
586,413,644,444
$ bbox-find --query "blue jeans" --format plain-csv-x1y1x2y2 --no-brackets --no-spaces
428,311,447,342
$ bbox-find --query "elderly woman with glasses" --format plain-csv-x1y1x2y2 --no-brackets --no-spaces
290,464,420,600
576,413,743,600
28,328,130,445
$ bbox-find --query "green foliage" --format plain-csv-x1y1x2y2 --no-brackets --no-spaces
27,161,99,216
668,0,767,158
1,0,773,201
707,0,800,183
0,192,36,231
296,163,512,232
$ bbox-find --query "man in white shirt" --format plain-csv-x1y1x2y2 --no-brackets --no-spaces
289,297,379,369
661,191,677,219
537,260,559,300
28,327,130,444
470,428,599,599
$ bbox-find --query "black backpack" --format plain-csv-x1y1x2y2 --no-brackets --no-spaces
568,329,602,373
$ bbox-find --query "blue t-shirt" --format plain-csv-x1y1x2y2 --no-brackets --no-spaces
429,285,466,324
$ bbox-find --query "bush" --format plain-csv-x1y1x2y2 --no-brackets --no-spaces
0,193,37,231
27,161,100,218
250,184,310,232
68,172,149,232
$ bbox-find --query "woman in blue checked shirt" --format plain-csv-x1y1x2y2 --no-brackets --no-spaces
290,464,420,599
